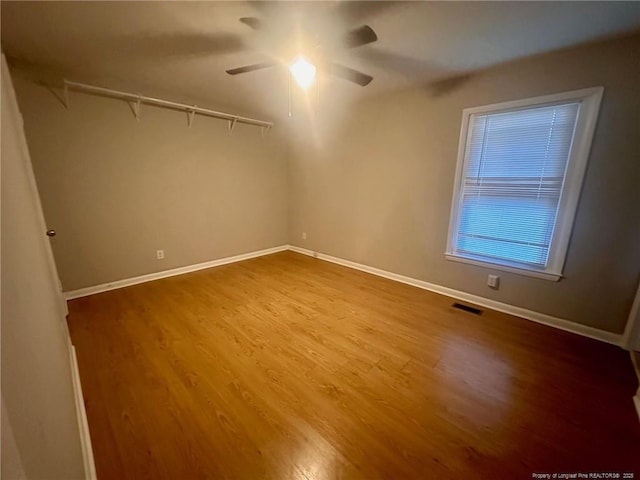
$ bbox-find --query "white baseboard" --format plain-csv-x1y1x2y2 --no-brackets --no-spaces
69,342,97,480
64,245,289,300
63,242,622,346
62,243,632,429
288,245,622,346
621,282,640,350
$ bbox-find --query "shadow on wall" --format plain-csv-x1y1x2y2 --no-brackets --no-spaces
283,68,476,150
425,74,474,98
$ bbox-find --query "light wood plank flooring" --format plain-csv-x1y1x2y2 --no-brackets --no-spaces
68,251,640,479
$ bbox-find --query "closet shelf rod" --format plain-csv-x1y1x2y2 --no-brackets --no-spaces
63,80,274,129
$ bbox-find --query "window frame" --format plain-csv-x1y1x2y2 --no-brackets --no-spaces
445,87,604,281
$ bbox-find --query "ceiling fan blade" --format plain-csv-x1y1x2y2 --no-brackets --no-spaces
239,17,263,30
342,25,378,49
226,61,276,75
327,63,373,87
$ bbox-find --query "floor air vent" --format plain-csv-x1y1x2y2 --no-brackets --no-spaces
452,303,483,315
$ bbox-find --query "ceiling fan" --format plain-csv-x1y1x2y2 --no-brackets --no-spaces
225,17,378,88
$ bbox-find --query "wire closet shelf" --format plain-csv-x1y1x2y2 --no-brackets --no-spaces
62,80,274,134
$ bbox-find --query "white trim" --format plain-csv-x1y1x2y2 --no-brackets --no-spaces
63,243,622,346
621,281,640,351
445,86,604,280
62,243,632,426
462,87,604,116
288,245,621,346
69,341,97,480
64,245,289,300
445,254,561,281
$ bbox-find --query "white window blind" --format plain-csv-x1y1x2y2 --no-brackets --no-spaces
447,87,602,280
454,103,580,267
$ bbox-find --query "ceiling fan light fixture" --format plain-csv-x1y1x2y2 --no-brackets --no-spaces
289,56,316,90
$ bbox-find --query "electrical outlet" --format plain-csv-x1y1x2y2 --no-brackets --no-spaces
156,249,165,260
302,232,307,240
487,274,500,289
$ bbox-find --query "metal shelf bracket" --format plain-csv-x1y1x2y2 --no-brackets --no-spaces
187,107,196,127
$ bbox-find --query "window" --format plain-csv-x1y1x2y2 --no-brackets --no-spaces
446,87,603,281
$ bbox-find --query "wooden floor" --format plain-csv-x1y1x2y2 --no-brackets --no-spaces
68,251,640,479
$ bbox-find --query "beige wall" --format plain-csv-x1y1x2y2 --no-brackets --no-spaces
12,72,289,292
2,54,85,479
288,34,640,334
10,35,640,333
1,398,27,480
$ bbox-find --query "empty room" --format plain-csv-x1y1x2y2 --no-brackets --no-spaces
2,1,640,479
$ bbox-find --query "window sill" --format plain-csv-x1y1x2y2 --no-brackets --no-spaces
444,254,562,282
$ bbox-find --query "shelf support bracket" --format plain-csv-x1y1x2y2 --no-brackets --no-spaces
229,117,238,133
130,96,141,121
62,82,69,109
187,107,196,127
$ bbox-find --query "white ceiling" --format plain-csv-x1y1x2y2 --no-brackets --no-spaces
2,1,640,122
